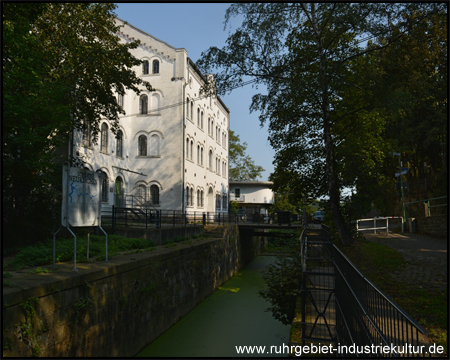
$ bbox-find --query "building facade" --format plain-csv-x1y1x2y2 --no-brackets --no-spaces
70,18,230,214
229,181,274,217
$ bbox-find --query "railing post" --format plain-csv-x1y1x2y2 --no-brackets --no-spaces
386,217,389,236
145,208,148,230
203,212,206,226
374,217,376,234
112,205,115,234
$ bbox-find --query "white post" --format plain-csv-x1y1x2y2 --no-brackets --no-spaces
401,217,404,233
386,218,389,236
374,218,376,234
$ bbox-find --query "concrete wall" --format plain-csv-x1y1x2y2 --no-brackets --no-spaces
2,225,267,357
415,215,448,238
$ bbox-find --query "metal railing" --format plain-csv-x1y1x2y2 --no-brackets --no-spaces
356,216,404,235
101,207,237,231
405,196,447,217
299,225,429,357
334,245,428,357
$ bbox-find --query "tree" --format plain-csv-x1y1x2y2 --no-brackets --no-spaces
228,130,265,181
3,3,152,246
197,3,443,245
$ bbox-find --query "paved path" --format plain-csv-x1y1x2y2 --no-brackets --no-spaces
362,232,447,291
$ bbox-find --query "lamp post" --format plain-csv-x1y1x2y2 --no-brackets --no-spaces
393,152,406,221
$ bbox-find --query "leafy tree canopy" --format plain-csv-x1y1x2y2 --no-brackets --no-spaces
228,130,265,181
197,3,446,245
3,3,152,246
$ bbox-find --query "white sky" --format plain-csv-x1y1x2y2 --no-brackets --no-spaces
115,3,275,181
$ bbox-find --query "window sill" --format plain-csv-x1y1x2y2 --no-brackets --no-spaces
136,155,161,158
81,144,93,150
100,151,110,156
138,113,161,117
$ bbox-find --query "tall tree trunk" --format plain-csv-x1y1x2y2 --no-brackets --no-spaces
311,4,354,246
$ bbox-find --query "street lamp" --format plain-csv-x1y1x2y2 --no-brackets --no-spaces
393,152,406,221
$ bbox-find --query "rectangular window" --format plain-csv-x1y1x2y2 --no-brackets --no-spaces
235,188,241,198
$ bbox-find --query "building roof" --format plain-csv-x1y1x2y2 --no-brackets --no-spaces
229,181,274,187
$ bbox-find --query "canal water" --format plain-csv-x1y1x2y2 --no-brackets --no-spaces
136,256,290,357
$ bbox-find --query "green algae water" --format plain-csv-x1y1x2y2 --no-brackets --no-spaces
136,256,290,357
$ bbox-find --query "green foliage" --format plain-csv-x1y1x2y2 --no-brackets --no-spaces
259,254,303,325
3,3,153,248
228,130,265,181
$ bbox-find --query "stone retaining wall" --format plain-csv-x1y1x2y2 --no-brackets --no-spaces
415,215,448,238
2,225,266,357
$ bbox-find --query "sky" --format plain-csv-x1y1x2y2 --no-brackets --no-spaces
114,3,275,181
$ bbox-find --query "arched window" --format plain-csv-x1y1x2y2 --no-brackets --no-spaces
150,185,159,205
82,120,92,147
186,138,190,159
224,161,226,177
140,94,148,114
115,176,124,207
116,130,123,158
149,134,160,156
186,186,190,206
200,147,204,165
215,194,221,210
190,140,194,160
208,117,210,135
137,184,147,202
143,60,149,75
138,135,147,156
197,108,200,127
100,123,108,153
209,149,213,170
190,187,194,206
222,195,227,209
201,111,204,129
118,93,124,109
152,59,159,74
211,120,214,138
101,171,109,203
190,100,194,120
186,97,190,119
197,145,200,164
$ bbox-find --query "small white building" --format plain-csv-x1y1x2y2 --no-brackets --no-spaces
70,18,230,214
229,181,274,216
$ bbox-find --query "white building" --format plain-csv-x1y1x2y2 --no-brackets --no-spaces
229,181,274,217
70,18,230,214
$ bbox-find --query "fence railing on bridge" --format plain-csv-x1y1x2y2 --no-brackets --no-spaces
299,224,429,357
101,206,237,232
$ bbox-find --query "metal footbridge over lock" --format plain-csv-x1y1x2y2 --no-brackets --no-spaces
298,225,430,357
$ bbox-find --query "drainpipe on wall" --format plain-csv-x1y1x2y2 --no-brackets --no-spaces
181,71,189,212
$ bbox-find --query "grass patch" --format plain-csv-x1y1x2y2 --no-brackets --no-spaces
338,236,447,355
4,234,156,271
